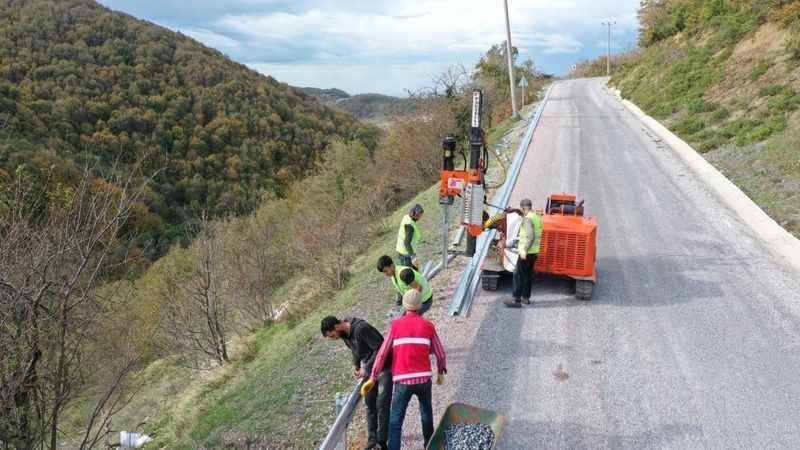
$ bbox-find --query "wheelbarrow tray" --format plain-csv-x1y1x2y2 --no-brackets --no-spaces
425,402,507,450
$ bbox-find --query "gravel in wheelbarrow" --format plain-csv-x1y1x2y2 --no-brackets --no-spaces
443,423,495,450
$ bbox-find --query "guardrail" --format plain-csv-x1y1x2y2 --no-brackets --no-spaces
318,262,441,450
447,84,554,316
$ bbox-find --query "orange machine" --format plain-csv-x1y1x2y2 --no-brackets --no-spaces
439,168,485,238
481,193,597,300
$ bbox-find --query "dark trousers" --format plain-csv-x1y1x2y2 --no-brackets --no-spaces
365,368,393,446
418,296,433,315
512,253,538,300
389,381,434,450
397,253,417,271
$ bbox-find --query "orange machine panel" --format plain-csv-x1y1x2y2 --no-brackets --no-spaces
439,170,482,198
534,214,597,279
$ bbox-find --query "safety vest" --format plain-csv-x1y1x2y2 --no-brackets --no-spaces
519,212,543,254
389,312,436,383
391,265,433,302
395,214,420,256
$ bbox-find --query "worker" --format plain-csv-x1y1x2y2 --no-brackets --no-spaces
361,290,447,450
321,316,392,450
377,255,433,315
396,204,424,268
504,198,542,308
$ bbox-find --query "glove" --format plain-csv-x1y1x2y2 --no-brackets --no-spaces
411,256,420,268
518,250,527,260
360,379,375,396
436,373,445,385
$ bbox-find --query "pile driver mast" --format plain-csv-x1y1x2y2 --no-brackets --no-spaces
439,89,488,257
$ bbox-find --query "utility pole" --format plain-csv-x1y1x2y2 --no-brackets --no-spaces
601,21,616,76
503,0,518,117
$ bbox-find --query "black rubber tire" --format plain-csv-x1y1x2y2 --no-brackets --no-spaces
575,280,593,301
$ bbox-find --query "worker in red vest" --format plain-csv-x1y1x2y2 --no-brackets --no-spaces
361,290,447,450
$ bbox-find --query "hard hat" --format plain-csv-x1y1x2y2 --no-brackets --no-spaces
520,198,532,208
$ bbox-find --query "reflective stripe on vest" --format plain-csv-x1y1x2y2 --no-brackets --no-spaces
391,265,433,301
519,212,543,254
393,337,431,346
395,214,420,256
393,371,434,381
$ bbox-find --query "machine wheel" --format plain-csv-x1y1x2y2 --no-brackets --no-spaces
482,273,500,291
575,280,594,301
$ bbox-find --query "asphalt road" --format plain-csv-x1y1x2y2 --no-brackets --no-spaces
446,78,800,449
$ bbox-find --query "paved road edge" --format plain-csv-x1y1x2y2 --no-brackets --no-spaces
611,86,800,275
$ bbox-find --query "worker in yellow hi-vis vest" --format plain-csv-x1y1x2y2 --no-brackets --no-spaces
504,198,542,308
377,255,433,315
396,204,424,269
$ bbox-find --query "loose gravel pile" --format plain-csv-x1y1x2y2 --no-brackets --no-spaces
443,423,495,450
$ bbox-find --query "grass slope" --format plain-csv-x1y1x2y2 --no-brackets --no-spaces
612,9,800,237
103,186,445,449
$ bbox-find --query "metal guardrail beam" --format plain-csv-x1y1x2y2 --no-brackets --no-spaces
447,85,554,316
319,382,361,450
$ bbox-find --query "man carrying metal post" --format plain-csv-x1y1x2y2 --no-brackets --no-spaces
361,290,447,450
377,255,433,315
321,316,392,450
396,204,424,269
504,198,542,307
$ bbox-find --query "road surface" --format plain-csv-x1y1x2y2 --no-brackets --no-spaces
436,78,800,449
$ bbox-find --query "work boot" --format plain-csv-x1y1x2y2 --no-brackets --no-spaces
503,298,521,308
521,298,532,306
361,440,378,450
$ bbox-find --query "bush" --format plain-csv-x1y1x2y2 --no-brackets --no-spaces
759,84,789,97
710,107,730,121
767,90,800,112
720,118,759,140
674,116,706,135
770,2,800,29
742,125,773,144
687,98,720,113
787,37,800,62
750,59,773,80
696,131,726,152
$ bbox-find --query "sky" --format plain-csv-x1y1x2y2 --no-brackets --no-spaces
97,0,640,97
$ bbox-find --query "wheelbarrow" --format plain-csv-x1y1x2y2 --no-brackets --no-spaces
425,402,507,450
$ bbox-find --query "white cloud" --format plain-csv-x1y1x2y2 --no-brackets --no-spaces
251,61,451,96
175,27,241,52
101,0,642,94
522,33,584,55
216,0,636,61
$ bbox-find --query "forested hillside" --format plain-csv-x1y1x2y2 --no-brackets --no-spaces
612,0,800,236
0,0,373,258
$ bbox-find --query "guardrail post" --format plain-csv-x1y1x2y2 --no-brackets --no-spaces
442,204,449,269
335,392,349,450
